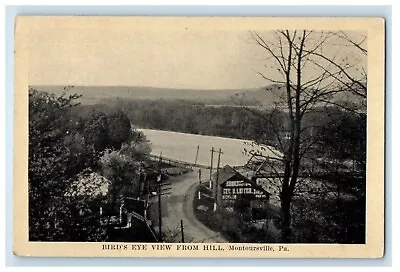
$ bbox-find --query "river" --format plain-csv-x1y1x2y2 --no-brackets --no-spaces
139,129,281,167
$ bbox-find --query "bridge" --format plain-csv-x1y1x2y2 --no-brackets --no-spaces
148,154,213,170
148,154,275,173
148,153,361,180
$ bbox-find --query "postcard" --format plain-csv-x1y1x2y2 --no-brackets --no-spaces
13,16,385,258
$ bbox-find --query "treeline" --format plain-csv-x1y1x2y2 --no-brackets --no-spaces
75,99,274,141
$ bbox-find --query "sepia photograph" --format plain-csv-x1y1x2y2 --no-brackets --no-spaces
14,16,384,257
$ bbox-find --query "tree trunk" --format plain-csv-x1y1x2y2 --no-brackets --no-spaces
280,192,292,242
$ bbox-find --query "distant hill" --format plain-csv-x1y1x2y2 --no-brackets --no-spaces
31,84,364,108
31,85,259,105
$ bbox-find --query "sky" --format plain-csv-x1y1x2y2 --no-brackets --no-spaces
26,21,367,90
28,28,265,89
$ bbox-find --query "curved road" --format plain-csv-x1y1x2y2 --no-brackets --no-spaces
160,169,227,243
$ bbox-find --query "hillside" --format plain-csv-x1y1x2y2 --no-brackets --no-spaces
31,84,364,108
31,86,261,105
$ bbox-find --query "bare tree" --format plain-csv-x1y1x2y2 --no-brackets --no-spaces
246,30,367,242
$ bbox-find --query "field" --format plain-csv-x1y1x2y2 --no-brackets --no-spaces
140,129,281,167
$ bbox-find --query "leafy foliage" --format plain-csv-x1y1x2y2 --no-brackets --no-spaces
83,111,109,152
29,89,86,193
100,149,141,202
75,107,134,152
317,112,366,166
100,139,151,204
107,110,132,149
29,88,105,241
28,88,151,241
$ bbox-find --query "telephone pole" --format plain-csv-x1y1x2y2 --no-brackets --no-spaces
158,153,162,241
213,148,223,212
180,220,185,243
209,147,214,188
194,145,200,165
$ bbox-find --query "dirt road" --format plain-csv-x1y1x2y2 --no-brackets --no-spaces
159,169,227,243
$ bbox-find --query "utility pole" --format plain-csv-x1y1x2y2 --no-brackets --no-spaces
144,171,149,220
198,168,202,184
180,220,185,243
209,147,214,188
194,145,200,165
214,148,223,212
158,153,162,241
